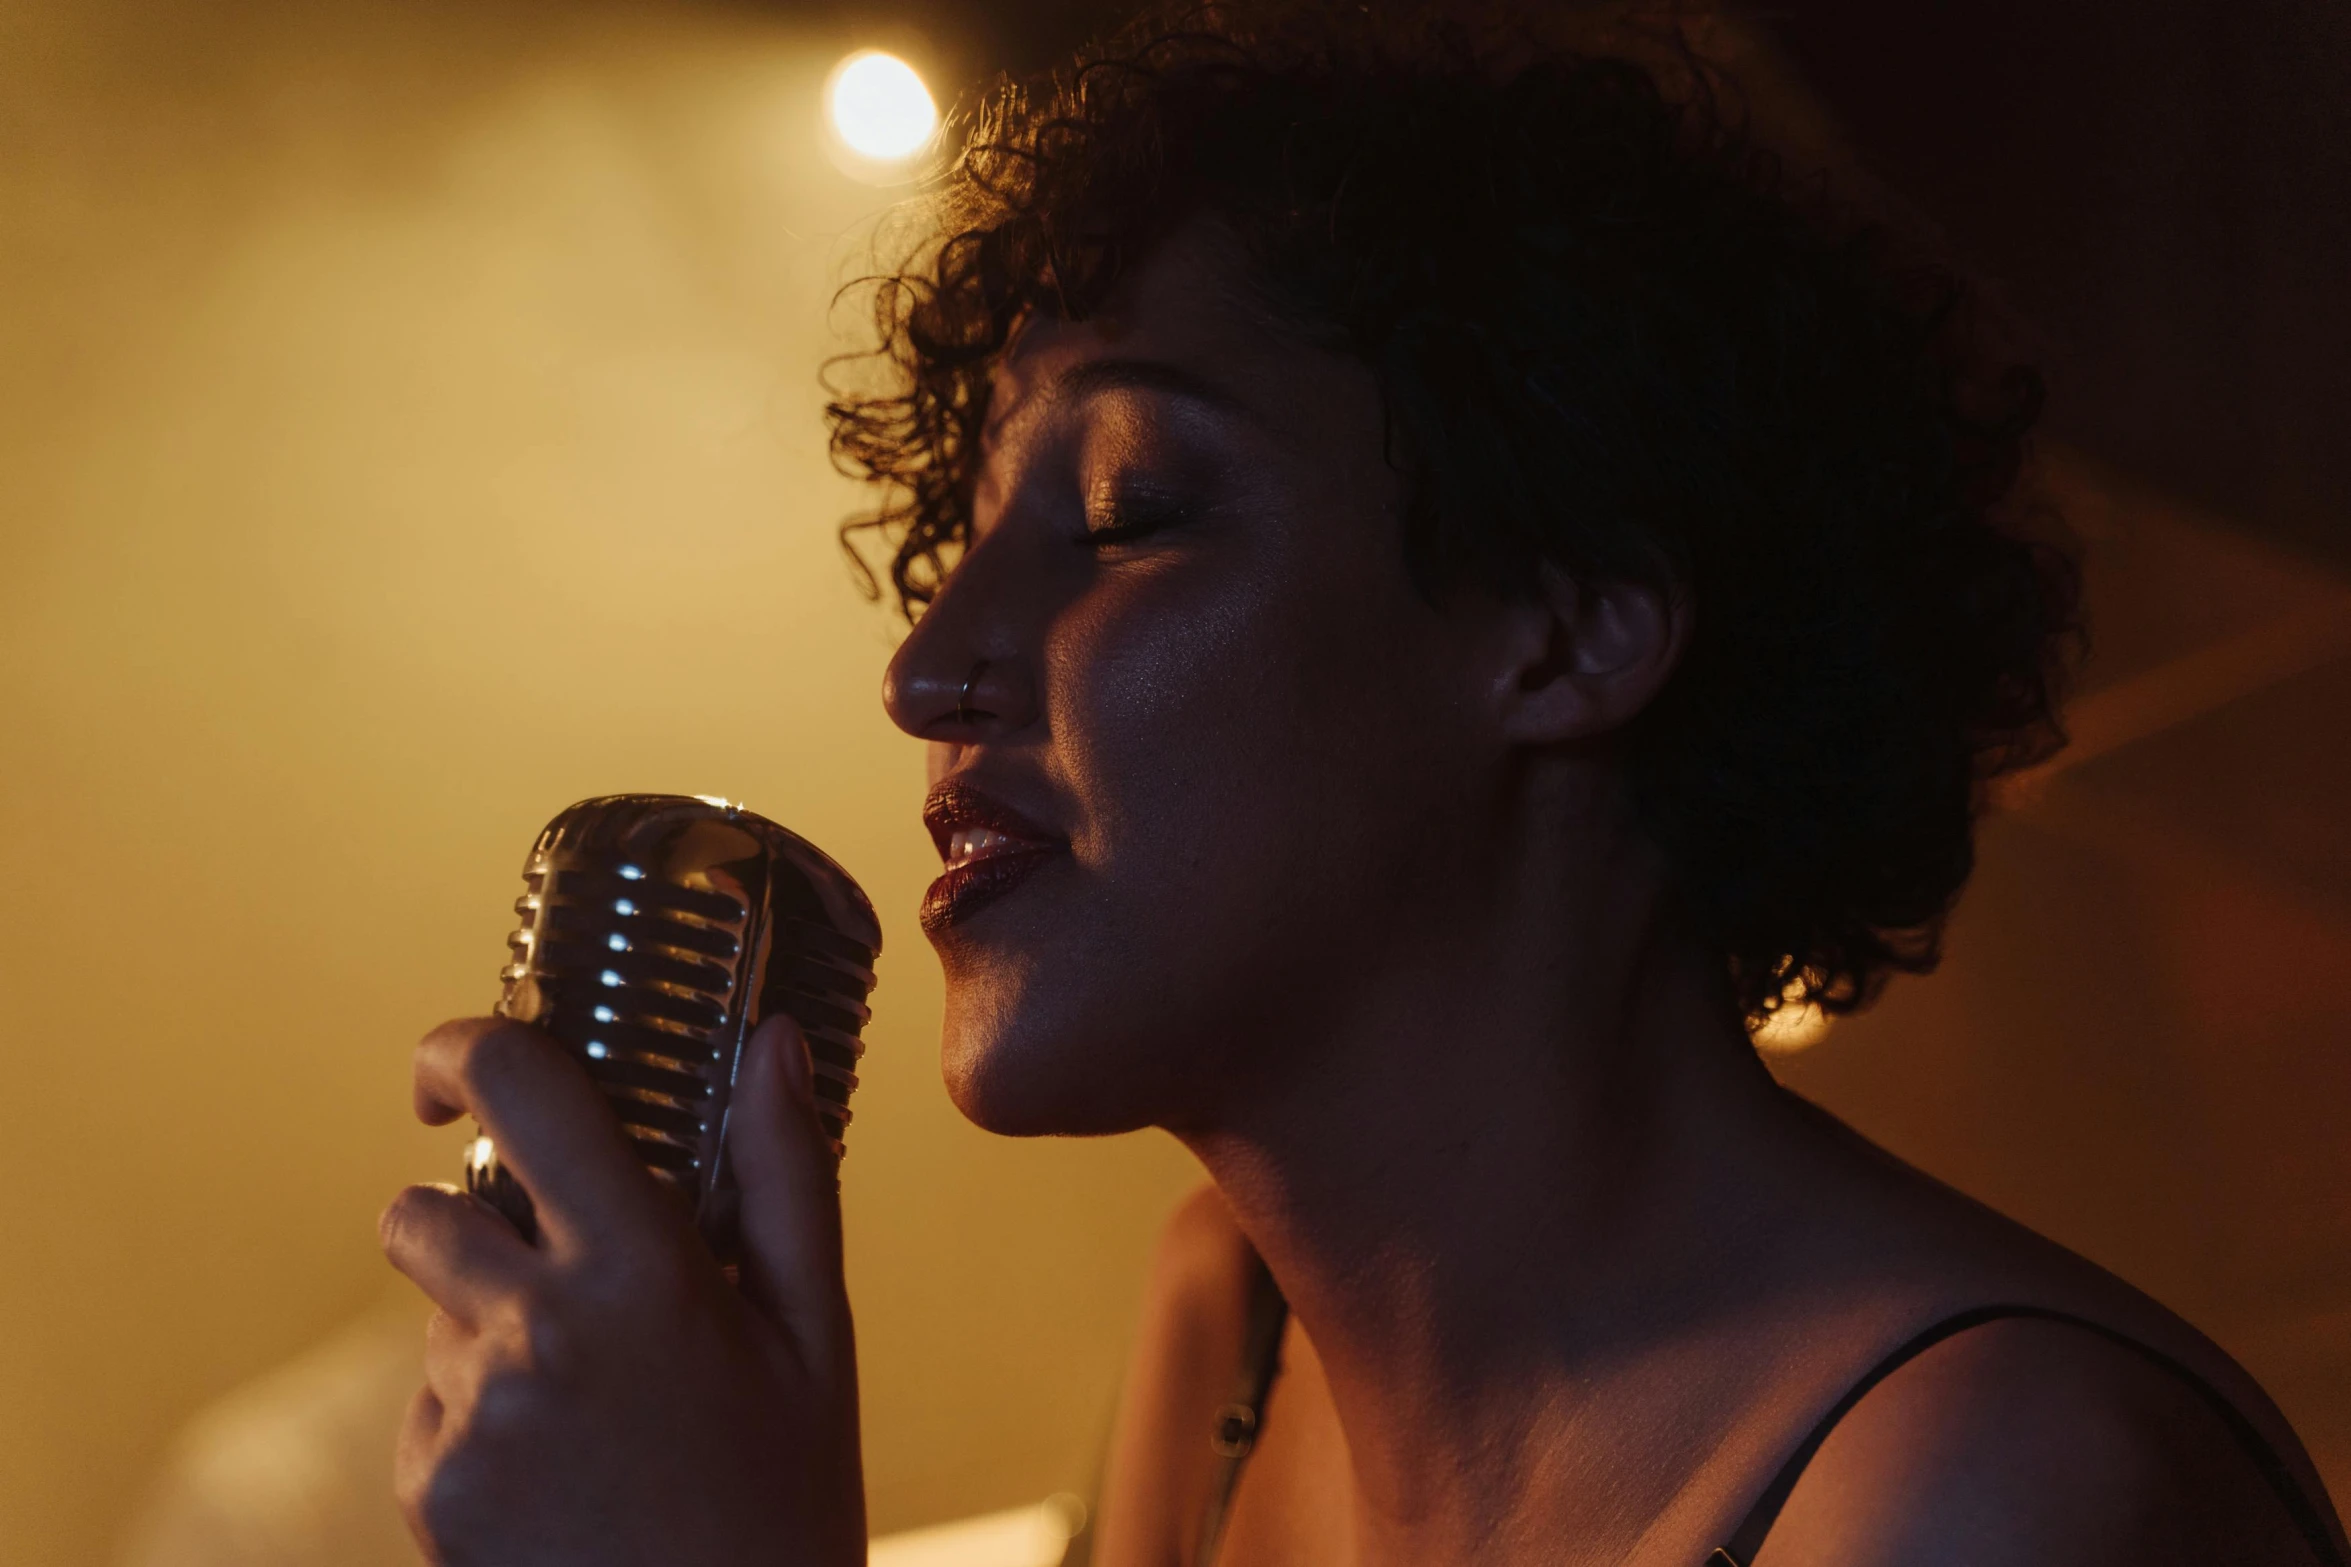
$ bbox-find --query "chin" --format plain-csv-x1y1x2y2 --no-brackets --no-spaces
925,852,1298,1137
934,967,1203,1139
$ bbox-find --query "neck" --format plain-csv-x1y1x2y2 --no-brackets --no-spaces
1172,818,1808,1561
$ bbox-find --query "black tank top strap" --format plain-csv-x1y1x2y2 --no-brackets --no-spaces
1710,1302,2347,1567
1193,1250,1290,1567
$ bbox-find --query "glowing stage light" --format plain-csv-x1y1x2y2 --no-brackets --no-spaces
824,50,938,170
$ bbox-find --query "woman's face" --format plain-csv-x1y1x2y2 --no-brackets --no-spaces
882,218,1519,1138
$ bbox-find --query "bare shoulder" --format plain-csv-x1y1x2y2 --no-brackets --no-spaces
1750,1096,2349,1564
1757,1307,2347,1567
1090,1183,1260,1567
1145,1179,1261,1309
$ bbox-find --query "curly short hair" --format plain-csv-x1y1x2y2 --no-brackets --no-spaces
825,0,2082,1023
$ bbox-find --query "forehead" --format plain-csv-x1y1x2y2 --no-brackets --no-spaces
979,218,1368,454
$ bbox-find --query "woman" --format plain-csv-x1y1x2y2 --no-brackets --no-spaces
379,4,2350,1563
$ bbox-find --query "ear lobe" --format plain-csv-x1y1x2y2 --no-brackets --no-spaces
1496,563,1689,746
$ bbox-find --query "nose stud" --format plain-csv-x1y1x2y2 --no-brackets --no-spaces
955,660,988,727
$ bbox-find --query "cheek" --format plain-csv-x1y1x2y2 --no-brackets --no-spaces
1053,546,1457,1003
1059,559,1341,878
938,526,1476,1136
944,564,1355,1132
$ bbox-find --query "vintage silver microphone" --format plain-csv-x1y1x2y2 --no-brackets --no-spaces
464,794,881,1263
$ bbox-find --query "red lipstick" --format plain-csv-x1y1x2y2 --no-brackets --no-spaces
920,781,1063,933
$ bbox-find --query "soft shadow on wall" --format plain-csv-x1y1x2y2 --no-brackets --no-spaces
0,3,1202,1564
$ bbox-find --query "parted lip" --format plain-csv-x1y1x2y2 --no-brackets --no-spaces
921,780,1063,863
919,781,1065,935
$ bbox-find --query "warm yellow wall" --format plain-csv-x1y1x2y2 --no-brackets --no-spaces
0,3,1201,1561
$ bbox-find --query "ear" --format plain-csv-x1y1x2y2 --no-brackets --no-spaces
1489,563,1689,746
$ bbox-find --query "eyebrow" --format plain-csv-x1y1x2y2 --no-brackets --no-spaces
985,356,1255,443
1055,356,1251,412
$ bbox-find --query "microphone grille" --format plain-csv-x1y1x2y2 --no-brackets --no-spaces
468,794,880,1261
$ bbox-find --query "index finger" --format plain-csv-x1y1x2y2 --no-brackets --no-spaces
414,1015,674,1253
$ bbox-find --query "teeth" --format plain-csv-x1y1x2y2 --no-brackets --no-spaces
946,825,1024,870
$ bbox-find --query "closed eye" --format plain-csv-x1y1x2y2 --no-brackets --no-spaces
1078,488,1194,547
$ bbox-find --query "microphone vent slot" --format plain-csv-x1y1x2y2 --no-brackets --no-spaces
765,915,879,1149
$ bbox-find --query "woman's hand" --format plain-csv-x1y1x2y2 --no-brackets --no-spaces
378,1012,863,1567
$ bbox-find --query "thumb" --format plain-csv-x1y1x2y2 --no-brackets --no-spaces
729,1013,851,1371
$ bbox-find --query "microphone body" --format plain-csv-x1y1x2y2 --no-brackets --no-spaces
464,794,881,1262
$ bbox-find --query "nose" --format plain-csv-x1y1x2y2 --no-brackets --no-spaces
881,589,1039,744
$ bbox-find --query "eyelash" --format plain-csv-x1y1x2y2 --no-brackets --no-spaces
1079,492,1190,547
